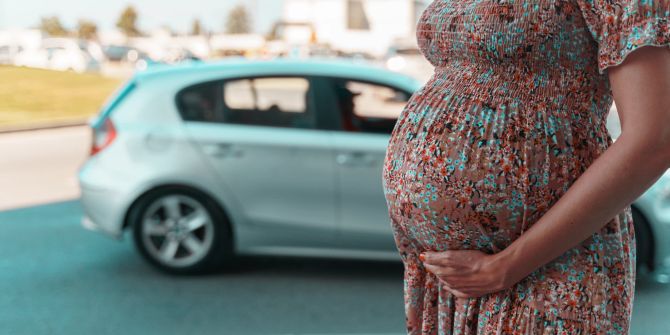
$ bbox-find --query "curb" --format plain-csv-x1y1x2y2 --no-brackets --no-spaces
0,119,90,134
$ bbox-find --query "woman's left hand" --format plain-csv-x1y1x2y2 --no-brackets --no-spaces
420,250,514,299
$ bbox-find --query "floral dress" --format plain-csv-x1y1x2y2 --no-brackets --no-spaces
381,0,670,334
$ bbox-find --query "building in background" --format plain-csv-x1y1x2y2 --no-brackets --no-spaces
281,0,428,58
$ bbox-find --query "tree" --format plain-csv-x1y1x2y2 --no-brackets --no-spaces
191,18,203,36
77,20,98,40
39,16,69,37
116,5,141,37
225,5,251,34
265,21,280,41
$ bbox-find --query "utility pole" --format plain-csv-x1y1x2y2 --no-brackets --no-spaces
251,0,259,33
0,0,5,30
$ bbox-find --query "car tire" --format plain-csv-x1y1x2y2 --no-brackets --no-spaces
129,186,235,275
632,207,654,272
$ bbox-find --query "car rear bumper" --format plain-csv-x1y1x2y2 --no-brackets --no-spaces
77,158,133,239
79,183,126,239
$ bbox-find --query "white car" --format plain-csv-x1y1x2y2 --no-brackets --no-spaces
78,58,418,274
0,45,22,65
14,38,100,73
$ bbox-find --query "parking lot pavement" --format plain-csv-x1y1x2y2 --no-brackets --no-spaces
0,200,668,335
0,200,406,335
0,125,90,211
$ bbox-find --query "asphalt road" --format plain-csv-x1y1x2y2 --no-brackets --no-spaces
0,200,406,335
0,200,668,335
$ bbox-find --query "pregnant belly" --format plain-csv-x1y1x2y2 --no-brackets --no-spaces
382,99,582,254
383,134,523,253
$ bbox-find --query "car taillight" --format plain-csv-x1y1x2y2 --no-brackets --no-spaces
90,117,117,156
88,79,135,156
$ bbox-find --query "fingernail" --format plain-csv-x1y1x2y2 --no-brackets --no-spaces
419,253,425,262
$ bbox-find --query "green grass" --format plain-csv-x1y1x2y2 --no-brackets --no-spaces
0,66,124,129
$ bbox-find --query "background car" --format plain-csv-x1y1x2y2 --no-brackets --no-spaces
78,57,669,276
13,37,101,73
0,45,22,65
102,44,149,63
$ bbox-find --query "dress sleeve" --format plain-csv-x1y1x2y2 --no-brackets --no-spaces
575,0,670,74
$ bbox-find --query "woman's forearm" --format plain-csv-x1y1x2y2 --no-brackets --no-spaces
496,130,670,285
419,46,670,299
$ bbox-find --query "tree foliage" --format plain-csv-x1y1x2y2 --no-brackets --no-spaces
116,5,141,37
39,16,69,37
191,18,203,35
225,5,251,34
77,20,98,40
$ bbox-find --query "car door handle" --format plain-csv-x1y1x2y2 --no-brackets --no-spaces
202,143,243,158
336,152,376,167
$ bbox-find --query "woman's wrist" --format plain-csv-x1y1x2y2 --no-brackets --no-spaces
492,244,527,290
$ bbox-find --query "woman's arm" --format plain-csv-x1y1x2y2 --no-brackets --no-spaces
421,45,670,299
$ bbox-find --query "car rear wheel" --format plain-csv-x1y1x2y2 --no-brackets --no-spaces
129,187,234,274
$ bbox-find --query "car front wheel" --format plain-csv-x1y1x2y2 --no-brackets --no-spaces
129,187,234,274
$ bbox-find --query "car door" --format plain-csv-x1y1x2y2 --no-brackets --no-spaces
315,76,413,251
180,75,338,248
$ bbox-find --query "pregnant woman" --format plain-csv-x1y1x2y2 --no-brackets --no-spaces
382,0,670,333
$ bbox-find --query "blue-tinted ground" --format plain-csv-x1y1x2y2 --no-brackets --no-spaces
0,200,667,335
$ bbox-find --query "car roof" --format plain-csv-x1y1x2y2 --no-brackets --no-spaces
133,57,423,91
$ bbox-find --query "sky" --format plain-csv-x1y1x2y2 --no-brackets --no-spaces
0,0,284,34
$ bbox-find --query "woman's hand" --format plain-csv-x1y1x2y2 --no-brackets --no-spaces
420,250,514,299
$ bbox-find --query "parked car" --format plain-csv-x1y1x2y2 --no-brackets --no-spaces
160,47,201,64
102,44,149,63
0,45,22,65
13,38,100,73
78,57,669,276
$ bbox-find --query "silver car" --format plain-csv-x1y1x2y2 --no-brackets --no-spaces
79,58,670,276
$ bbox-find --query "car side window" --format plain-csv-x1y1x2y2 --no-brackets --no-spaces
177,82,223,123
222,76,315,129
331,79,410,134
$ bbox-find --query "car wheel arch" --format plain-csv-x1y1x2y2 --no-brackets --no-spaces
121,183,236,246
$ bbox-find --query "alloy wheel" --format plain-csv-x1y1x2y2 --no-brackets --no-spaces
140,194,215,268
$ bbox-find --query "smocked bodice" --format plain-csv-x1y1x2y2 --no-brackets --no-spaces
417,0,598,71
404,0,619,159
